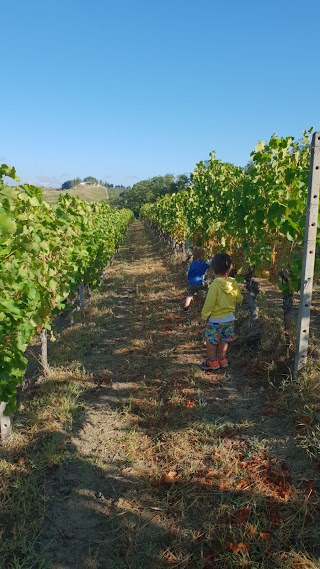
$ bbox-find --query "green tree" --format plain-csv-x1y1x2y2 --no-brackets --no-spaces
114,174,189,216
61,178,81,190
83,176,98,184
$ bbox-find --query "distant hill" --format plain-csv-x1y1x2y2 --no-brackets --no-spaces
107,186,129,197
42,184,109,204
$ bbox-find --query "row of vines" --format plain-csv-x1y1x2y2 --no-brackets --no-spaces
141,129,319,298
0,165,134,414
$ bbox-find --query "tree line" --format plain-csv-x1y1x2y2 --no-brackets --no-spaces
61,173,192,215
112,173,191,216
61,176,129,191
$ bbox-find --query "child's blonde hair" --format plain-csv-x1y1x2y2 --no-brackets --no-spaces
192,247,205,261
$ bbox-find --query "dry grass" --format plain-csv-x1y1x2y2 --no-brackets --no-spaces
1,220,320,568
0,370,88,568
42,185,108,204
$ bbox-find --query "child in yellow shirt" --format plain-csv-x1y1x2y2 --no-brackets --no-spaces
201,253,242,371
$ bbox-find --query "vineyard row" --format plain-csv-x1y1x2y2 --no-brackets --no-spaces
0,164,133,416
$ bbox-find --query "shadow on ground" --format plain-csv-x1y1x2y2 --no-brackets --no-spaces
4,220,320,569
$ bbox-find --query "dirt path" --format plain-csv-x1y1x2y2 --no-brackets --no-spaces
39,221,320,569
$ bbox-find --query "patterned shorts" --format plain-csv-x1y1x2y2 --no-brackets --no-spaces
205,321,234,345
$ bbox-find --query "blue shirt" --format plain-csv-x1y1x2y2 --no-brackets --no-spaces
187,260,210,285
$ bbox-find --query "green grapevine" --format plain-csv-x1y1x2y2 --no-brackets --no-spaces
142,129,318,296
0,166,133,413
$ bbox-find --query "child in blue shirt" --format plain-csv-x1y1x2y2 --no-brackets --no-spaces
183,248,210,311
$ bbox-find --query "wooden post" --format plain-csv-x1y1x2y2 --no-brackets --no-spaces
185,237,191,260
0,401,12,440
78,281,85,311
244,267,261,347
278,268,294,352
69,304,75,325
294,132,320,376
40,328,48,372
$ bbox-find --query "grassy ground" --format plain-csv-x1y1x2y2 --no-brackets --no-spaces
42,185,108,204
1,220,320,568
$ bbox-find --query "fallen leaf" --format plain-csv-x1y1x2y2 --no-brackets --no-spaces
259,532,271,541
236,479,252,490
162,470,181,484
247,524,257,537
238,506,250,522
185,399,196,408
297,415,312,425
229,542,250,554
277,489,290,501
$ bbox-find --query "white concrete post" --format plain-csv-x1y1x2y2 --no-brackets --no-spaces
294,132,320,375
0,401,12,440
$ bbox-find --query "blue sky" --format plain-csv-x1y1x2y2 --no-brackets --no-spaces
1,0,319,188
